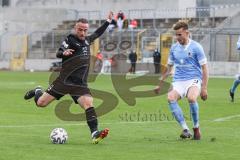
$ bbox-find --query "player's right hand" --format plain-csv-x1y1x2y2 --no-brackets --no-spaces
154,86,160,94
63,49,74,56
200,88,208,101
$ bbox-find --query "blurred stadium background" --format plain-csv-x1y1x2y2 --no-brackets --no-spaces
0,0,240,75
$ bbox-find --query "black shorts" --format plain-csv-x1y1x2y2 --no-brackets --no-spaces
46,77,91,104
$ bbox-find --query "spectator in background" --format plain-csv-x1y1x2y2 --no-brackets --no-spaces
102,55,112,73
128,50,137,74
117,18,123,31
116,10,125,31
94,50,103,73
129,19,138,29
117,10,125,20
123,19,129,29
153,48,161,74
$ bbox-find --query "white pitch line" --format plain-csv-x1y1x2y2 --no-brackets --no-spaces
0,118,239,128
213,114,240,122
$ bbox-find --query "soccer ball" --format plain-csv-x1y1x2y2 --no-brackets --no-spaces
50,128,68,144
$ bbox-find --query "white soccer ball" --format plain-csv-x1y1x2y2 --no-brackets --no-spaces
50,128,68,144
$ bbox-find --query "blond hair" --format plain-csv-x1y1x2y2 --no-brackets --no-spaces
173,21,188,30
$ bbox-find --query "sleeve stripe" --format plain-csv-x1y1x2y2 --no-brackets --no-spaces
199,58,207,65
168,59,174,65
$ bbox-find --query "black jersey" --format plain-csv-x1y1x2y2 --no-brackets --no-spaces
153,51,161,63
128,51,137,63
55,21,109,86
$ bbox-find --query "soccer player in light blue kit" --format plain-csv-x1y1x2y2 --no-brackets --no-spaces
229,36,240,102
155,21,208,140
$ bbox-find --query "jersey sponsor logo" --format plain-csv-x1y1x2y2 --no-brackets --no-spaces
82,46,88,55
180,59,184,64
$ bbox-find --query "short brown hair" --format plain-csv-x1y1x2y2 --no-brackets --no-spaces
77,18,88,24
173,21,188,30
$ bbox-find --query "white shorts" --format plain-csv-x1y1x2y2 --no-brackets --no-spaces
172,79,201,98
235,74,240,80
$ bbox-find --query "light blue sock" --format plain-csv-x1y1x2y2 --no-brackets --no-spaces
169,101,189,130
189,102,199,128
231,79,240,93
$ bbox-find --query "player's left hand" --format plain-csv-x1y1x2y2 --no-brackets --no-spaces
108,11,114,20
200,88,208,101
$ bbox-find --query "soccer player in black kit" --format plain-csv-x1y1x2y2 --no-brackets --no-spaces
24,11,114,144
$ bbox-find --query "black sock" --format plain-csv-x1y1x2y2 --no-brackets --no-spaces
34,89,43,104
85,107,98,134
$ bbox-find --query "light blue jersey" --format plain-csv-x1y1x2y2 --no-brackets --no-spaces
168,39,207,82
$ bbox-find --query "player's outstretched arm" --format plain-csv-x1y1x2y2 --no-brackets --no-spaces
89,11,114,41
154,65,173,94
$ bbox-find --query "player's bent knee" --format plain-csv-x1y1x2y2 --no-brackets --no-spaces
78,96,93,109
167,94,177,102
187,96,197,103
81,101,92,109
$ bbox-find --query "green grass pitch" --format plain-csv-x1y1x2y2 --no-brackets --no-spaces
0,71,240,160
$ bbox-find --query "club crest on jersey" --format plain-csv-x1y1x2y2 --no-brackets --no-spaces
188,52,192,57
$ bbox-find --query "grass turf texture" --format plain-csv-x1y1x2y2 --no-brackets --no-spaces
0,71,240,160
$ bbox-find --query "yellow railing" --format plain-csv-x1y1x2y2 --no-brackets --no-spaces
10,35,28,71
160,34,173,73
136,29,147,61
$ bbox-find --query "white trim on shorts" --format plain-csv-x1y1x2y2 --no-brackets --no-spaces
172,79,201,98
